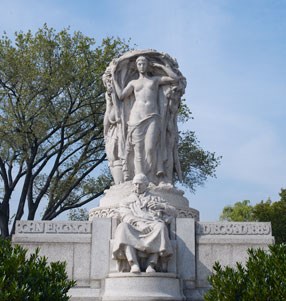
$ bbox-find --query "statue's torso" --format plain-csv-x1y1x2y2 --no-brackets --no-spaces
129,77,159,124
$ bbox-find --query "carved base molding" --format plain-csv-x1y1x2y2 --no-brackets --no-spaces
89,206,200,221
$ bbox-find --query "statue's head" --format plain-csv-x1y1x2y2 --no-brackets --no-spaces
136,56,148,73
102,67,113,93
132,173,149,194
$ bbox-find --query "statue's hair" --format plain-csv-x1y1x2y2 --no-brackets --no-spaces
132,173,149,185
136,56,149,64
102,67,111,86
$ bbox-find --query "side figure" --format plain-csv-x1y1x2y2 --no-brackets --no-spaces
103,67,124,184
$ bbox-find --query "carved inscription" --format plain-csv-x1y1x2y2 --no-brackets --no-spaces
196,222,271,235
16,221,91,234
16,221,45,233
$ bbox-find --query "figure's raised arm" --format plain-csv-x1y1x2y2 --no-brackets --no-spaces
120,81,134,100
112,67,134,101
153,62,179,85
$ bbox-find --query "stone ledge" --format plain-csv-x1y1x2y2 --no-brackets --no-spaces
12,234,91,243
197,236,274,244
69,288,100,301
107,272,178,278
102,273,184,301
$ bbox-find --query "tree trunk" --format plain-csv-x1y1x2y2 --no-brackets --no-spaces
0,203,10,238
11,165,33,235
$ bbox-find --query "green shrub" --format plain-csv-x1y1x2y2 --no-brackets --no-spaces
204,244,286,301
0,238,75,301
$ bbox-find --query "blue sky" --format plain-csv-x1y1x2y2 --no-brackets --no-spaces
1,0,285,220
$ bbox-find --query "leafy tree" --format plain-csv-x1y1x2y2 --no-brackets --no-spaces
220,189,286,243
179,130,221,192
0,238,75,301
0,25,129,237
220,200,255,222
253,189,286,244
68,208,89,221
204,244,286,301
0,25,220,236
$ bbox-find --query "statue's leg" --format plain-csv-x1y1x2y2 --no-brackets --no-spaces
125,245,140,273
145,119,161,178
146,253,158,273
133,140,145,176
121,158,130,181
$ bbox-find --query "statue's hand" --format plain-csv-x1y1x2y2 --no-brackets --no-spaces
161,53,173,66
141,225,152,234
115,118,121,124
133,220,153,234
148,200,166,211
152,62,163,69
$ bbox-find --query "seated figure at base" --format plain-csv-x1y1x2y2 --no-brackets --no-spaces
112,173,177,273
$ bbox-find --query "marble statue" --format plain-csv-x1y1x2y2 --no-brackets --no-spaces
103,50,186,185
112,173,177,273
103,67,124,184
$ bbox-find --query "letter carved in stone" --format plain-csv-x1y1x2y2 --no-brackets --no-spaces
196,222,271,235
15,221,92,234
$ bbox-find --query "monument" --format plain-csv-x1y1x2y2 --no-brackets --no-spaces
12,50,274,301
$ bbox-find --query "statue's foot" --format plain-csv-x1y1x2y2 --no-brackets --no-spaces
146,264,156,273
130,264,140,273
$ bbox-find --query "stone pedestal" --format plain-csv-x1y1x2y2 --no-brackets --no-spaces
89,182,200,221
12,218,274,301
102,273,184,301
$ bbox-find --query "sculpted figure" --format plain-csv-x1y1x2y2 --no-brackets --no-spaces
112,174,177,273
103,50,186,185
103,67,124,184
112,56,178,183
